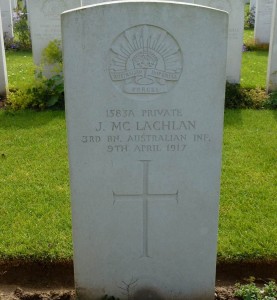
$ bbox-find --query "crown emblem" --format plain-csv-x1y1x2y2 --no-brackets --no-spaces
109,25,183,95
133,51,158,69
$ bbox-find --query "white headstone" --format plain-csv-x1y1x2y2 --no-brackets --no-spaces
82,0,104,4
82,0,194,4
0,12,8,97
267,0,277,92
0,0,13,39
27,0,81,66
254,0,274,44
12,0,18,9
250,0,256,8
63,2,227,299
195,0,244,83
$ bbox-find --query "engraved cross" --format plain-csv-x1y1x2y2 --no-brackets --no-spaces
113,160,178,258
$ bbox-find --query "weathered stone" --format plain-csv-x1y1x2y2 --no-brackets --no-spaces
195,0,245,83
63,2,228,299
266,0,277,92
254,0,274,44
27,0,81,66
0,11,8,97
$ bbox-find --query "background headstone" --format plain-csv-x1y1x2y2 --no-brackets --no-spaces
12,0,17,9
82,0,194,4
82,0,106,4
0,0,13,39
0,12,8,97
63,2,227,299
250,0,256,8
27,0,81,66
195,0,245,83
254,0,274,44
266,0,277,92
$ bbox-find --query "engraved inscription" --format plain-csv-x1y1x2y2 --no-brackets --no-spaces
113,161,178,258
228,28,240,40
109,25,183,95
80,107,212,153
260,0,274,23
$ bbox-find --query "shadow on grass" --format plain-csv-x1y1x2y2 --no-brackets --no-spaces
0,109,65,129
272,109,277,121
252,50,269,56
224,108,277,128
224,109,243,127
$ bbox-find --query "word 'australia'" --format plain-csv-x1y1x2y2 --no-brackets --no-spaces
111,120,196,131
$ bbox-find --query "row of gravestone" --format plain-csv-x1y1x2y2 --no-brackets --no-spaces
0,0,17,96
27,0,244,84
0,0,270,50
25,0,276,83
26,0,277,90
0,0,17,39
5,0,275,46
251,0,274,45
1,0,277,97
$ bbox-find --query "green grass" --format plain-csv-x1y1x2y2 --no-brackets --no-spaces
5,50,35,89
244,28,254,45
0,110,72,260
219,110,277,262
241,28,269,89
0,110,276,262
241,50,269,89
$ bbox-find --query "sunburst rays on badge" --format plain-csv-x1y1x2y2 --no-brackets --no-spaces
111,25,181,72
109,25,183,94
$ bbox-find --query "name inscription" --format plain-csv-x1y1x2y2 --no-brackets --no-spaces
81,108,210,153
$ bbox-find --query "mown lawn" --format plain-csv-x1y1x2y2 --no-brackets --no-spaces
5,50,34,89
219,109,277,262
241,50,268,89
241,29,269,89
0,111,72,259
0,110,276,262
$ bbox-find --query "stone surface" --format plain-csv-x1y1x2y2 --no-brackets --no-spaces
82,0,193,4
0,0,13,38
195,0,244,83
250,0,256,8
12,0,18,9
62,2,227,299
27,0,81,66
254,0,274,44
266,0,277,92
0,11,8,97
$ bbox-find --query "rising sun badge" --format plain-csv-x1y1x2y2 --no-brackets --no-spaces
109,25,183,95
